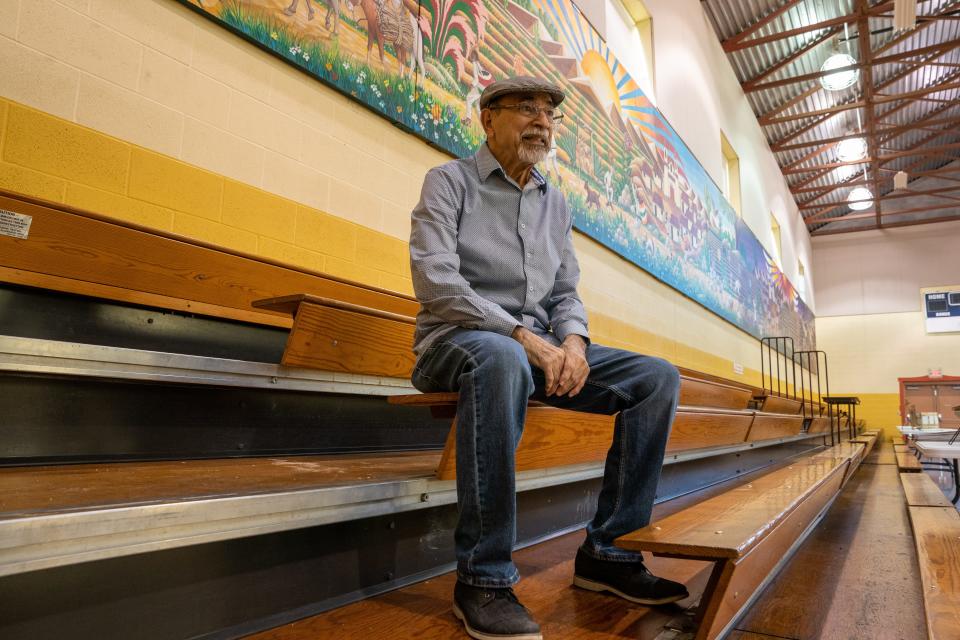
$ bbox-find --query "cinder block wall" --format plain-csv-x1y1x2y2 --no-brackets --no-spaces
0,0,787,385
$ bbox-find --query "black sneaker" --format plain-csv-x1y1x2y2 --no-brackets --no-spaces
572,548,689,605
452,581,543,640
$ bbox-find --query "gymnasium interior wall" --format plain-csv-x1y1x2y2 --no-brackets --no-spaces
0,0,816,384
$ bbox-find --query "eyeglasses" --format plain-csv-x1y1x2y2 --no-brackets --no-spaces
490,103,564,123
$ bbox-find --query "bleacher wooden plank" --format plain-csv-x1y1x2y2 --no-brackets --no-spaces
697,459,849,640
666,408,755,453
390,374,755,410
615,456,850,560
900,472,953,507
811,442,864,460
897,451,923,472
0,452,440,516
388,392,459,406
255,295,416,377
433,407,756,480
811,442,865,484
757,395,803,414
908,506,960,640
677,366,759,396
807,416,832,434
809,441,864,467
434,407,615,480
680,376,753,410
799,400,826,415
0,191,417,322
0,265,293,328
850,434,877,458
735,450,927,640
746,412,804,441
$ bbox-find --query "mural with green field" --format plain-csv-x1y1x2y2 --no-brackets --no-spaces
179,0,815,349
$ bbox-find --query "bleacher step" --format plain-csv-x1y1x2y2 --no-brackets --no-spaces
243,455,831,639
734,443,928,639
907,506,960,639
244,527,712,640
900,472,954,507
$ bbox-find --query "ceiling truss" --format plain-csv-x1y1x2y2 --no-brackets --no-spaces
703,0,960,234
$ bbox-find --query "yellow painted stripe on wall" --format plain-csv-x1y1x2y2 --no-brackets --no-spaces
827,392,901,431
0,97,413,295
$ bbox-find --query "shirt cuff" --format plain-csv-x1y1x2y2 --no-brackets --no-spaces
554,320,590,345
480,309,523,336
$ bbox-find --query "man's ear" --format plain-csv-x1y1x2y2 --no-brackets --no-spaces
481,108,495,139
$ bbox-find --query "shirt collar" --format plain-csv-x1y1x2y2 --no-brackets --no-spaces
475,143,548,193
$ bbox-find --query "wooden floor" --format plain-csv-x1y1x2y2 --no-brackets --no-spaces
247,438,940,640
0,451,440,516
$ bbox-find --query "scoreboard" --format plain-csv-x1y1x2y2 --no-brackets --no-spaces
923,287,960,334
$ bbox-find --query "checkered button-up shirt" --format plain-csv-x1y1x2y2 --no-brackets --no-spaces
409,143,589,358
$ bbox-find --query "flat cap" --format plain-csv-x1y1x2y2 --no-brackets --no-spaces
479,76,566,110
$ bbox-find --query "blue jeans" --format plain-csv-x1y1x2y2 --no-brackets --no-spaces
411,328,680,587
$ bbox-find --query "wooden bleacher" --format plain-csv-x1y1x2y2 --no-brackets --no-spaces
0,189,418,328
615,433,876,639
387,382,806,480
896,443,924,472
0,189,882,639
900,469,960,639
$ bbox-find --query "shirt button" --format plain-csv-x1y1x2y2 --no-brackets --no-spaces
520,223,526,229
527,252,533,258
529,286,534,292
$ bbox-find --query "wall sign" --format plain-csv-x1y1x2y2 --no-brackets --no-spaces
177,0,816,349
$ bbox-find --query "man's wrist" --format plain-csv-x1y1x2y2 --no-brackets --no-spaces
562,334,587,354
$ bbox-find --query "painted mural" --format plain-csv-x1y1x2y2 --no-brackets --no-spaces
179,0,816,349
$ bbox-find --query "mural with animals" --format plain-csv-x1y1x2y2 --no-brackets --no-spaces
180,0,815,349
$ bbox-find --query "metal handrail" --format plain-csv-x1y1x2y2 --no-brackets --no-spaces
760,337,796,400
793,350,830,421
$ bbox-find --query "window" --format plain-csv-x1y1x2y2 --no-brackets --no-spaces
770,214,782,267
618,0,655,102
797,261,807,300
720,131,741,217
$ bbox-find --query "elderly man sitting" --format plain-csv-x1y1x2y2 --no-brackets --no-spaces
409,76,687,640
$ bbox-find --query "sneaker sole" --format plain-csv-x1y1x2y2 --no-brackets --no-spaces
452,602,543,640
572,575,688,605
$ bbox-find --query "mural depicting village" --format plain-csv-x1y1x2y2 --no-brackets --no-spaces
182,0,816,349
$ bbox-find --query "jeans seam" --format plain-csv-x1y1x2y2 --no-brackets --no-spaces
583,378,635,404
440,340,485,576
470,372,484,577
596,412,629,535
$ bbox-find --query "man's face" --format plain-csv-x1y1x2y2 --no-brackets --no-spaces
482,92,556,166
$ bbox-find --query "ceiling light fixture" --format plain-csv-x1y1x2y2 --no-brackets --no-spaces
820,52,859,91
847,186,873,210
834,163,858,181
836,137,868,162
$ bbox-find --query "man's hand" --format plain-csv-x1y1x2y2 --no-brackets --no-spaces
557,335,589,397
512,328,590,397
512,327,566,395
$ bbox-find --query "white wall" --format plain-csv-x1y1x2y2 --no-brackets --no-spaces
813,219,960,401
813,219,960,316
